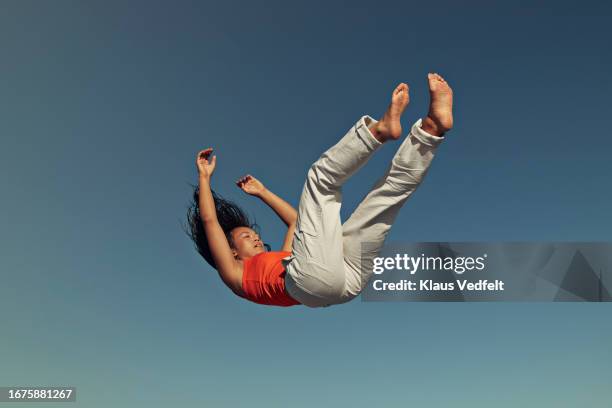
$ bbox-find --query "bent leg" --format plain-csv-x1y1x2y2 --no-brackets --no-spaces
284,116,383,307
341,119,446,299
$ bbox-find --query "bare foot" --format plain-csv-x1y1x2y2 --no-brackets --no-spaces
421,73,453,136
369,83,409,143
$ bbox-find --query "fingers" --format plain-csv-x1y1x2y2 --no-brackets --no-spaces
197,148,213,162
236,174,256,188
235,174,254,187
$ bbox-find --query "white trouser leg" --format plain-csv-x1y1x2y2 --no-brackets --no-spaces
340,118,445,300
284,115,382,307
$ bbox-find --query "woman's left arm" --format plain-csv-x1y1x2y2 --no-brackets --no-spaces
236,175,297,227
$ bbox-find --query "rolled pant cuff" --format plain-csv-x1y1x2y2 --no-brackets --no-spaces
355,115,383,150
411,118,446,147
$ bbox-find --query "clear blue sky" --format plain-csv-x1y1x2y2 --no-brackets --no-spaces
1,1,610,406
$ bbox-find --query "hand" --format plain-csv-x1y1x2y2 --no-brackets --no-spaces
236,174,266,196
196,148,216,180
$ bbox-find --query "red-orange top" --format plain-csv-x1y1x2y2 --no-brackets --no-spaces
241,251,301,307
242,251,300,306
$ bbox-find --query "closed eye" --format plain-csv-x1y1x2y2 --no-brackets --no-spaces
240,233,260,240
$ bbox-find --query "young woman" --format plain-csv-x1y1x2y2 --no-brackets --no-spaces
187,73,454,308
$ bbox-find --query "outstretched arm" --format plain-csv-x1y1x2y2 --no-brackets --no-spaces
236,175,297,226
237,175,297,252
197,148,242,292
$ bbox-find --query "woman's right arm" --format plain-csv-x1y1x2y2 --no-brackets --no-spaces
197,149,242,292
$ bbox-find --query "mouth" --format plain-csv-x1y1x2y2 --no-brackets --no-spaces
254,243,263,248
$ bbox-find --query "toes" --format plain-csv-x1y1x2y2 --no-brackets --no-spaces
428,72,449,85
394,83,408,94
437,75,451,89
428,73,443,84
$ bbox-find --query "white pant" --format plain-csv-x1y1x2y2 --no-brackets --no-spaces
283,115,445,307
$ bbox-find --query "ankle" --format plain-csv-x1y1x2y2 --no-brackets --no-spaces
421,116,444,137
368,120,387,143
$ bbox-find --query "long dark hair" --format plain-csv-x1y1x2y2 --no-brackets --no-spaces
185,185,265,269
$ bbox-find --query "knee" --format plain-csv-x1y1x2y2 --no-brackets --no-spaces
307,162,335,194
307,162,321,184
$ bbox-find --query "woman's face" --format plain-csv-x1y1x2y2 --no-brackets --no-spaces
230,227,265,260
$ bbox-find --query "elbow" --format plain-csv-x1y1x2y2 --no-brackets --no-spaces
201,215,218,225
289,211,298,226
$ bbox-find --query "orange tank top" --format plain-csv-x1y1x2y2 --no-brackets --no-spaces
242,251,301,307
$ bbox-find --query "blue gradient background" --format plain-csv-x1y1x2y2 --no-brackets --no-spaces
1,1,610,406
